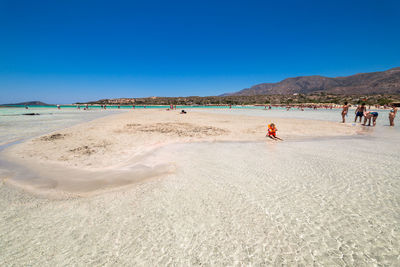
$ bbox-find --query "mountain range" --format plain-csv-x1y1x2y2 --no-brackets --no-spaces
224,67,400,96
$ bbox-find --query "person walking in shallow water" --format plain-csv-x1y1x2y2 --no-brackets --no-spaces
354,103,366,123
341,102,349,123
389,104,397,126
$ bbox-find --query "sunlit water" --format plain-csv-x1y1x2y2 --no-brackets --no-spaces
0,107,122,146
197,107,395,127
0,108,399,265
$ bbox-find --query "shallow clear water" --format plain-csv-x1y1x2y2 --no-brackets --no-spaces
0,107,121,146
196,107,397,128
0,109,399,265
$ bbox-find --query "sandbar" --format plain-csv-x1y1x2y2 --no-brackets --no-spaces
1,109,363,196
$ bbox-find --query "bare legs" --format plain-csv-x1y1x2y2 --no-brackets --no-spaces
362,114,377,126
389,114,395,126
355,115,362,123
362,116,370,126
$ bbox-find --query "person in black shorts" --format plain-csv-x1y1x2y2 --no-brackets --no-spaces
354,103,366,123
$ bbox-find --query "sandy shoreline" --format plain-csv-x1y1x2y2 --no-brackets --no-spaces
1,109,399,266
1,109,363,196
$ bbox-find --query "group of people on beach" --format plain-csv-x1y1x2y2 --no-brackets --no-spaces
268,102,398,141
341,102,398,126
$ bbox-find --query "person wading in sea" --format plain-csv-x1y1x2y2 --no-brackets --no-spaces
354,103,366,123
389,104,398,126
341,101,349,123
363,111,379,126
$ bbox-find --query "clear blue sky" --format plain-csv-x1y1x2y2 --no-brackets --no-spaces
1,0,400,104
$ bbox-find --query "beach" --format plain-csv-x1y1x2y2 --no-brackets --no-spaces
0,108,399,265
2,109,360,195
3,0,399,264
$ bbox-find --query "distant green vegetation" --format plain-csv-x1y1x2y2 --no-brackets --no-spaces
79,93,400,106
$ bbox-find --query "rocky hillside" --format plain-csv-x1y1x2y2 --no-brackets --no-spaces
225,67,400,96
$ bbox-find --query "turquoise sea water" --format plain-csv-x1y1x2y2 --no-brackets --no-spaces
2,104,266,110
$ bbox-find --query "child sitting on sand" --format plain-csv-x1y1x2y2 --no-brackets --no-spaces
266,123,282,140
267,123,277,137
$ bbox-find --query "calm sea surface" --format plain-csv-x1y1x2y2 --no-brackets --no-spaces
0,107,122,146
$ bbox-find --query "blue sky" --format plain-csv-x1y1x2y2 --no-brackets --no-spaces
1,0,400,104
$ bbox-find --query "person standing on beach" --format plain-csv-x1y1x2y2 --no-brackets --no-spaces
341,102,349,123
354,103,366,123
389,104,397,126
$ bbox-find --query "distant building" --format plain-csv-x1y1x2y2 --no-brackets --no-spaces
106,98,136,104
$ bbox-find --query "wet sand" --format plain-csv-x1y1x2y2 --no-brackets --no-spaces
1,109,361,196
1,109,399,266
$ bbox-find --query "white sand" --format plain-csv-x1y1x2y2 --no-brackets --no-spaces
1,110,399,266
2,109,362,195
